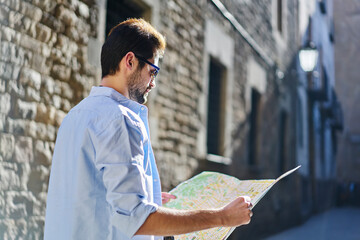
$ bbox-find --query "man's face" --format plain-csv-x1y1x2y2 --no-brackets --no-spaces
128,58,158,104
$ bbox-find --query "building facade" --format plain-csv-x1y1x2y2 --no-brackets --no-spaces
333,0,360,205
296,0,343,217
0,0,103,238
0,0,341,239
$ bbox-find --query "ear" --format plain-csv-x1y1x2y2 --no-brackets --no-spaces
123,52,136,71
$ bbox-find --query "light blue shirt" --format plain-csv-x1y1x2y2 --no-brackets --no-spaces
44,86,162,240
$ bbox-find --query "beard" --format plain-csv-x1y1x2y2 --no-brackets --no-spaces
128,70,149,104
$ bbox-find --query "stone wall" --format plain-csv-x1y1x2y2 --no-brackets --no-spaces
0,0,101,238
150,0,299,190
0,0,301,239
148,0,300,238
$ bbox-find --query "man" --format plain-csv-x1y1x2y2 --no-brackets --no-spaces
44,19,252,240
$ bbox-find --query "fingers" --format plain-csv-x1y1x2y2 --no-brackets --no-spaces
241,196,253,223
243,196,251,203
161,192,177,204
161,192,177,200
221,196,254,227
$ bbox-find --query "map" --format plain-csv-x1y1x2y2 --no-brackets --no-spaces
164,166,301,240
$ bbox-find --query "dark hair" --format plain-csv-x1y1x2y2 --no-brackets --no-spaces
101,18,166,78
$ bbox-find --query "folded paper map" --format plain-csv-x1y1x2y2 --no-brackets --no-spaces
164,166,301,240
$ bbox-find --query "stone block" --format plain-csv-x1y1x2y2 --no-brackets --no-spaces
51,64,71,82
0,162,20,191
12,64,21,80
52,94,61,109
13,136,33,163
6,0,20,11
0,26,15,42
33,0,57,13
35,103,56,125
27,216,44,239
8,9,26,32
6,191,36,218
27,165,49,195
0,113,5,131
25,120,37,139
0,61,12,81
17,34,41,53
0,41,14,62
10,44,27,66
19,67,41,90
0,219,17,240
6,118,26,135
14,99,37,120
27,20,37,39
29,122,56,141
61,82,74,100
0,190,5,216
35,23,52,43
18,162,31,191
25,87,41,102
35,102,47,123
20,1,43,22
15,218,27,238
77,1,90,19
61,98,72,112
55,5,78,26
41,12,64,33
55,33,68,52
0,4,10,25
30,53,49,74
42,76,55,95
0,133,15,161
33,192,47,217
41,44,51,58
66,25,80,42
46,124,56,141
34,140,52,166
53,80,62,95
8,78,26,99
55,109,66,127
0,92,11,114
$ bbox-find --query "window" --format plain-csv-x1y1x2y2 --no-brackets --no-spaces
248,88,261,165
206,59,226,156
278,110,288,173
277,0,283,33
297,95,304,148
106,0,150,36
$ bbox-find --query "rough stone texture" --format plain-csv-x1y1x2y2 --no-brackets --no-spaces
0,0,304,239
148,0,300,238
0,0,101,238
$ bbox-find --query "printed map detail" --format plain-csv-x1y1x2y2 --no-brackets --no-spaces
164,166,301,240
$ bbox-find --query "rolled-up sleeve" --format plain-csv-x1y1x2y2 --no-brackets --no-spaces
92,116,158,239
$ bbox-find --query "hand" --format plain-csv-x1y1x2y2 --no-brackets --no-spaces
219,196,253,227
162,192,177,204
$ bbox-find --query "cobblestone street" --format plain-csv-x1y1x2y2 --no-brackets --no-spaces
266,207,360,240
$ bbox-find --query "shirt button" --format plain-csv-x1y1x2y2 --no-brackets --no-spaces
140,106,145,111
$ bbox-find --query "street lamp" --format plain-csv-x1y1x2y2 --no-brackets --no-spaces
299,41,318,72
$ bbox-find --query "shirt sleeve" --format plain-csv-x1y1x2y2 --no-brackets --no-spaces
92,116,158,239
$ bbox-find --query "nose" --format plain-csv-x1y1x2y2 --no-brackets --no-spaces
150,80,156,88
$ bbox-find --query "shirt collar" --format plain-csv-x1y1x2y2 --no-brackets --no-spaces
89,86,147,114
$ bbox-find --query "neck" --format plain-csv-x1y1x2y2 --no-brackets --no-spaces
101,74,129,98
